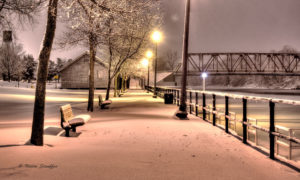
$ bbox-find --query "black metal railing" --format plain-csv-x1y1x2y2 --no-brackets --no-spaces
145,85,300,161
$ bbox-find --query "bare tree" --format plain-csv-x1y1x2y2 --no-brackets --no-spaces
59,0,111,112
0,0,45,31
279,45,299,53
31,0,141,145
31,0,107,145
13,55,24,87
59,0,161,104
102,0,161,100
0,42,24,81
30,0,58,146
165,50,179,71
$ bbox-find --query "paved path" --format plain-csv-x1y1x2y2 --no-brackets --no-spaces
0,91,299,179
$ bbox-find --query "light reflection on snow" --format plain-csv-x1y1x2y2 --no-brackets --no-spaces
0,93,163,103
0,94,88,102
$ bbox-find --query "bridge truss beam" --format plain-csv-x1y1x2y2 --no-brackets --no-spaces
186,53,300,76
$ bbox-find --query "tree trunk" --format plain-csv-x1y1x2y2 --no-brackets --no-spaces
105,38,113,101
105,65,112,100
106,78,111,100
7,70,10,82
87,33,96,112
114,75,118,97
121,75,125,92
30,0,58,146
105,54,112,100
7,53,11,82
6,44,11,82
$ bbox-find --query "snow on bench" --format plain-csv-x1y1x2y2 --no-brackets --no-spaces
60,104,90,137
98,95,112,109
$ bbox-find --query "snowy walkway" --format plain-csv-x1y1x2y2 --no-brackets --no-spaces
0,91,299,179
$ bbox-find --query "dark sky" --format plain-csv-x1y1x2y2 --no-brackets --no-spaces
17,0,300,60
161,0,300,55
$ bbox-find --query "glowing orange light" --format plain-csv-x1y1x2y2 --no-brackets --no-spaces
152,30,162,43
146,51,153,59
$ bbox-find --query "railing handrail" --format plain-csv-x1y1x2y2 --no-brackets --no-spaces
276,125,291,132
146,85,300,106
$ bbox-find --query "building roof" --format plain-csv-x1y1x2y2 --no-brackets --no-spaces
59,51,108,72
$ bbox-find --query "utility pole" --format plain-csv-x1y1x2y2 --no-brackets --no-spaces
147,61,150,90
153,42,158,98
175,0,190,119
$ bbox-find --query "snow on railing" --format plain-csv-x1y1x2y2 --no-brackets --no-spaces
152,86,300,105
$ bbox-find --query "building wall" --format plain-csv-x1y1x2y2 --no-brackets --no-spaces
61,55,111,89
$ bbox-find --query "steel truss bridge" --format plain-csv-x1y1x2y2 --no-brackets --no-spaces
176,53,300,76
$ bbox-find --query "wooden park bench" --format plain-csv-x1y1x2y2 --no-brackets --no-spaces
98,95,112,109
117,90,124,97
60,104,90,137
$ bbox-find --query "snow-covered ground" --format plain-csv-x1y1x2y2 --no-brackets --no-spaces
0,90,299,179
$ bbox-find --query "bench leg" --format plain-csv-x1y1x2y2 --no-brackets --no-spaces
65,129,70,137
101,104,109,109
72,127,76,132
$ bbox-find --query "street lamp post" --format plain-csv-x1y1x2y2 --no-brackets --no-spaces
154,42,158,98
151,31,162,98
175,0,190,119
147,59,150,90
142,58,149,86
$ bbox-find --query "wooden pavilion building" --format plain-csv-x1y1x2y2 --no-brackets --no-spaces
60,52,111,89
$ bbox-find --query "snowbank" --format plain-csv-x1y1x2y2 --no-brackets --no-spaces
0,80,61,89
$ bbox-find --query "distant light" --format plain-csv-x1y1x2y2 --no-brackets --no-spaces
142,58,149,67
202,72,208,78
152,30,162,43
146,50,153,59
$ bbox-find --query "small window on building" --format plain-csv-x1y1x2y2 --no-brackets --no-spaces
98,70,104,79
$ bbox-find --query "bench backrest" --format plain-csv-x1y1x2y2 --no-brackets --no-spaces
98,95,103,105
60,104,74,123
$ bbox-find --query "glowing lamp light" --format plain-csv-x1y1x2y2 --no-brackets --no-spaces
142,58,149,67
152,31,162,43
146,50,153,59
202,72,208,78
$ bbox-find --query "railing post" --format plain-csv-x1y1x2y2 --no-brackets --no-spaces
189,91,192,114
203,93,206,120
243,98,247,144
213,94,216,126
173,90,176,104
269,100,275,160
195,92,199,116
225,96,229,133
177,90,180,106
